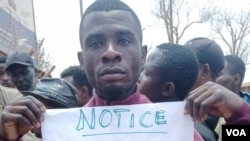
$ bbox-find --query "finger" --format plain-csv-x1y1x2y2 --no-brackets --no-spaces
25,96,46,122
188,84,208,97
192,92,210,123
4,105,40,128
1,113,32,141
184,85,207,117
26,96,46,111
8,96,46,122
184,96,194,122
11,96,46,111
198,94,219,122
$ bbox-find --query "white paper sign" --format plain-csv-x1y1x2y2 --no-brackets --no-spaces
41,101,193,141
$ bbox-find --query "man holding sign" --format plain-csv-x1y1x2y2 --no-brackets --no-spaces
0,0,250,141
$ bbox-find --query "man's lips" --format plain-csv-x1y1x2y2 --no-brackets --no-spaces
100,68,125,81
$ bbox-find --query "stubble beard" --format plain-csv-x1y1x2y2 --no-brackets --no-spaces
97,84,128,102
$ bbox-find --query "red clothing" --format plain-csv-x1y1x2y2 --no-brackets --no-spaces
226,101,250,124
84,85,151,107
84,85,204,141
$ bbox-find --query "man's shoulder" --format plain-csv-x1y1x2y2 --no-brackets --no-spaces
0,85,22,95
138,93,152,104
0,85,23,105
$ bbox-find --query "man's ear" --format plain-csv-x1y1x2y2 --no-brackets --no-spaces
161,82,175,97
77,86,91,107
77,51,84,67
141,45,147,65
200,63,212,81
233,74,241,87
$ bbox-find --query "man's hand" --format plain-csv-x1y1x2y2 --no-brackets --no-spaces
184,81,244,123
0,96,46,141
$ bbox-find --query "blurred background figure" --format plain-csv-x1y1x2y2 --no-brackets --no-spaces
5,52,37,91
0,56,15,88
60,65,92,106
184,37,225,141
216,55,250,104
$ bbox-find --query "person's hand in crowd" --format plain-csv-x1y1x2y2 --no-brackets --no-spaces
0,96,46,141
184,81,244,123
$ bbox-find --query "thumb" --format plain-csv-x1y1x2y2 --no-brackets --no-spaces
4,121,19,141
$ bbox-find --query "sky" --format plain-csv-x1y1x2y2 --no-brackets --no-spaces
32,0,250,82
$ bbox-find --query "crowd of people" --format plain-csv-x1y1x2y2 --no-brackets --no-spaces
0,0,250,141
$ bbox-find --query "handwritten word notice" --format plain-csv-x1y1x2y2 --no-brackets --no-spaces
41,102,193,141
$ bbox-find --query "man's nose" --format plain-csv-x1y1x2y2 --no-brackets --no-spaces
2,73,10,81
101,43,122,63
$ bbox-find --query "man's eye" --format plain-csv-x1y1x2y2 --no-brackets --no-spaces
90,42,103,48
118,39,130,46
21,70,29,75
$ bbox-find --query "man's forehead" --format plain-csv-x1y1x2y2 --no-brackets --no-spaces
81,11,139,35
82,11,135,28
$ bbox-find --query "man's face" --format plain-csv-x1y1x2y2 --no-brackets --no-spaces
80,10,142,101
0,63,14,87
139,48,163,102
216,61,235,91
8,64,36,91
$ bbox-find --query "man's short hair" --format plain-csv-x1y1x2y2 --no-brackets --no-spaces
61,66,93,96
79,0,142,45
184,37,224,80
224,55,246,85
156,43,199,100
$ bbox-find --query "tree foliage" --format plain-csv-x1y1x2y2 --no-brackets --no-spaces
152,0,215,44
206,9,250,63
36,38,54,77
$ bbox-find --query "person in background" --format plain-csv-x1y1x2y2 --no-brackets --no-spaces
60,65,93,106
0,56,14,88
138,43,202,139
184,39,250,140
216,55,250,104
139,43,199,103
5,52,37,92
0,53,40,141
0,1,250,141
184,37,225,141
0,55,20,112
215,55,250,141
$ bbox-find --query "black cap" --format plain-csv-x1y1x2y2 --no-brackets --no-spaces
5,52,35,71
184,37,224,75
21,78,78,108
